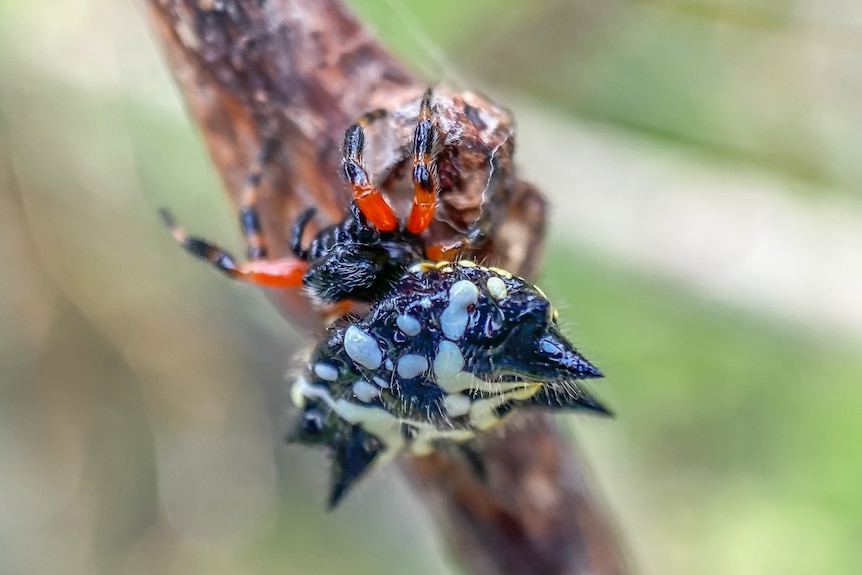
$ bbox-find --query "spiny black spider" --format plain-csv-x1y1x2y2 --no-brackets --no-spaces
161,88,609,508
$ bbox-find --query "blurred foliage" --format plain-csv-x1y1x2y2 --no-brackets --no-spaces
544,248,862,573
356,0,862,193
1,0,861,574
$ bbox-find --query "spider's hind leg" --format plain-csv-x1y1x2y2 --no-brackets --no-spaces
160,139,309,288
239,140,278,260
159,209,308,288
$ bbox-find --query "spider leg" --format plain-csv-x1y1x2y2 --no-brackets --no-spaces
342,111,398,233
425,225,485,262
425,239,467,262
290,207,316,259
159,209,307,288
239,140,278,260
353,108,388,128
405,88,438,235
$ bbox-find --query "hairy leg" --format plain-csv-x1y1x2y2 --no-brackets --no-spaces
342,110,398,232
239,140,277,259
159,209,307,288
405,88,438,235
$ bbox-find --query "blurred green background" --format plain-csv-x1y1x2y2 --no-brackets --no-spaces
1,0,861,574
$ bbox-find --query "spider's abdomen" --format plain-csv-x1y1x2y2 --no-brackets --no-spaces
290,260,608,506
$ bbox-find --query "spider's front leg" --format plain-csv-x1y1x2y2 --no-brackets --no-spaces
342,110,398,233
406,87,438,235
160,141,310,289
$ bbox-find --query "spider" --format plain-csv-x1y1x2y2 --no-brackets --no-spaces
161,88,609,507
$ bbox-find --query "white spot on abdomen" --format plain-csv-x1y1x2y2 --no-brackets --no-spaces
397,354,429,379
296,378,405,457
440,280,479,340
433,341,543,396
433,342,480,393
313,363,339,381
344,325,383,370
489,266,513,279
433,341,464,379
373,376,390,389
486,276,508,300
396,314,422,336
443,394,472,417
352,379,380,402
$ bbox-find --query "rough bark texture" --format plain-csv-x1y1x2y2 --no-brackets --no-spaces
139,1,628,573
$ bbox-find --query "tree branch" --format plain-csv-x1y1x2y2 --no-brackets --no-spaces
139,1,628,573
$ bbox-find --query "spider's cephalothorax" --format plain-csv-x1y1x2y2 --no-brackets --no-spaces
289,202,426,304
160,88,609,508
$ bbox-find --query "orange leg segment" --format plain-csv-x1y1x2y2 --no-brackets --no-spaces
405,88,437,235
426,239,468,262
235,258,308,288
160,209,307,288
342,121,398,232
351,180,398,232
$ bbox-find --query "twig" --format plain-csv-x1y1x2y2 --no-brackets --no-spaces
139,1,628,573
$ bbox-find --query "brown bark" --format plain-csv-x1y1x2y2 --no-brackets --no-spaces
139,1,628,573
